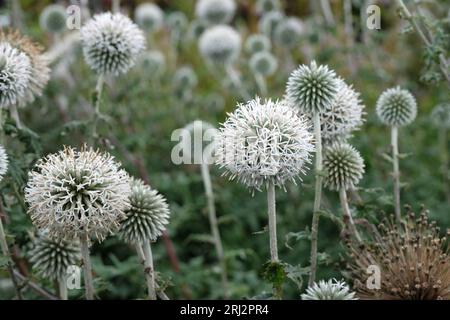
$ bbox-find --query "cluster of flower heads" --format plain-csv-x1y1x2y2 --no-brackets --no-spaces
376,86,417,127
134,3,164,33
215,97,314,191
25,147,131,242
81,12,145,76
199,25,241,65
195,0,236,25
301,279,358,300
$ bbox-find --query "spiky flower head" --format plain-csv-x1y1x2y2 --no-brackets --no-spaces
0,145,8,183
259,11,284,39
274,17,304,49
119,179,170,244
301,279,358,300
245,34,271,55
286,61,339,114
134,3,164,33
139,50,166,76
215,97,314,191
347,206,450,300
376,87,417,127
431,102,450,129
81,12,146,76
249,51,278,76
195,0,237,25
25,147,131,242
39,4,67,34
174,65,198,90
256,0,282,15
29,233,80,281
323,143,365,191
199,25,241,66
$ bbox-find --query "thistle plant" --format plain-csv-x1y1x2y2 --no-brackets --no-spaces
166,11,189,62
195,0,237,25
25,147,131,300
245,34,271,55
39,5,67,35
118,178,170,300
274,17,304,50
286,61,338,286
259,11,284,39
216,97,314,298
249,51,278,96
134,3,164,34
376,87,417,223
301,279,358,300
323,143,365,241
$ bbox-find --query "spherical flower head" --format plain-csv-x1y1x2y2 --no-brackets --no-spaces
430,102,450,129
0,41,31,108
166,11,189,32
323,143,365,191
81,12,146,76
256,0,282,15
25,147,131,242
173,65,198,90
196,0,236,25
259,11,284,39
0,144,8,183
39,5,67,34
199,25,241,65
245,34,271,55
29,233,80,281
134,3,164,33
376,86,417,127
301,279,358,300
215,97,315,191
139,50,166,76
286,61,339,114
249,51,278,77
119,178,170,244
274,17,305,49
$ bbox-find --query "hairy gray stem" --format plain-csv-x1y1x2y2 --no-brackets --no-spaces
58,276,68,300
391,126,401,223
142,240,156,300
339,188,362,242
80,234,94,300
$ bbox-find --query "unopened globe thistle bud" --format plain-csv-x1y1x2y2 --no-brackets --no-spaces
81,12,146,76
199,25,241,65
323,143,365,191
174,65,198,90
376,87,417,127
245,34,271,55
259,11,284,39
274,17,305,49
286,61,338,114
134,3,164,33
301,279,358,300
39,5,67,34
216,97,314,190
119,179,170,244
256,0,282,15
139,50,166,76
249,51,278,76
0,145,8,183
430,102,450,129
25,147,131,242
195,0,237,25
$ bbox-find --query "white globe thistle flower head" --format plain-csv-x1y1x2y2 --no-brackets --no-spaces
286,60,339,115
256,0,282,15
39,4,67,34
0,41,31,108
81,12,146,76
430,102,450,129
323,142,365,191
249,51,278,77
174,65,198,90
134,3,164,33
302,279,358,300
245,34,271,55
274,17,305,49
376,86,417,127
139,50,166,76
0,144,8,183
196,0,237,25
181,120,219,164
199,25,242,65
119,178,170,244
259,11,284,39
25,147,131,242
215,97,315,191
166,11,189,32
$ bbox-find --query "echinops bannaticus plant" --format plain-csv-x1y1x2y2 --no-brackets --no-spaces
195,0,237,25
259,11,284,39
301,279,358,300
134,3,164,34
39,4,67,34
274,17,305,50
245,34,271,55
249,51,278,95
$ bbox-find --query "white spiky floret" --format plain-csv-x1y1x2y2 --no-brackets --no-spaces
258,11,284,38
215,97,315,191
431,102,450,129
195,0,237,25
0,145,8,183
0,41,31,108
376,86,417,127
199,25,241,65
134,3,164,33
245,34,271,55
81,12,146,76
39,4,67,34
274,17,305,49
25,147,131,242
249,51,278,76
301,279,358,300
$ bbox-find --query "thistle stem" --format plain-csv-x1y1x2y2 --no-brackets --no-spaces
90,74,104,146
320,0,335,26
439,128,450,202
267,182,278,262
79,233,94,300
58,276,68,300
200,162,229,299
225,65,251,101
339,188,362,242
254,73,267,97
309,112,323,287
391,126,401,223
142,240,156,300
0,218,22,299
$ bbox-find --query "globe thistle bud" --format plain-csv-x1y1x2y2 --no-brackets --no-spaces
139,50,166,76
274,17,305,49
39,5,67,34
0,144,8,183
258,11,284,39
249,51,278,76
256,0,282,15
199,25,241,65
376,87,417,127
29,233,80,281
195,0,237,25
215,97,314,191
119,178,170,244
134,3,164,33
81,12,146,76
301,279,358,300
173,65,198,90
166,11,189,32
286,61,339,114
430,102,450,129
323,143,365,191
25,147,131,242
0,41,31,108
245,34,271,55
